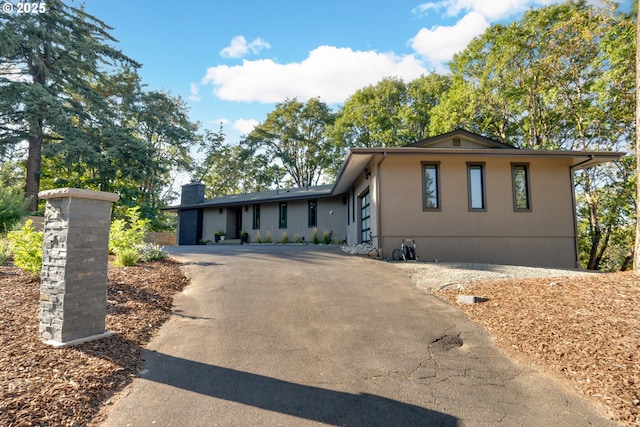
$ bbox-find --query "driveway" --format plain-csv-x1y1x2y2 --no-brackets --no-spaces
101,245,614,426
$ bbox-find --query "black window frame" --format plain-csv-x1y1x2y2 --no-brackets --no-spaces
467,162,486,212
308,199,318,227
421,161,441,211
511,163,532,212
279,202,288,229
252,204,260,229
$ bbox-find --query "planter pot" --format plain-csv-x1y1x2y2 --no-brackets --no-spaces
214,235,220,243
240,234,248,244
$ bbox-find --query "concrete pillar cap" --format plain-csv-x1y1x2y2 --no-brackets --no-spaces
38,187,119,203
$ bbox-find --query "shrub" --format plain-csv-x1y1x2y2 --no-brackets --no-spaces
114,247,139,267
322,229,331,245
109,206,149,265
311,227,319,244
265,230,272,243
138,243,166,262
0,187,29,232
294,234,302,244
281,232,288,244
0,237,8,265
7,220,43,274
255,231,262,243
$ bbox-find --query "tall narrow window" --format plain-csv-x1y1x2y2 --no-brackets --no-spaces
422,162,440,210
252,204,260,229
308,199,317,227
279,202,287,229
467,163,486,211
512,164,531,211
360,191,370,243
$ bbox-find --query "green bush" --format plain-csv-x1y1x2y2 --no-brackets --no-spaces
311,227,319,244
265,230,272,243
114,247,139,267
322,229,331,245
139,243,166,262
254,231,262,243
0,187,29,232
281,232,288,244
294,234,302,244
7,220,43,274
0,237,8,265
109,207,150,265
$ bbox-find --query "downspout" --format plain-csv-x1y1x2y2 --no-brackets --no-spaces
375,152,388,256
570,155,594,269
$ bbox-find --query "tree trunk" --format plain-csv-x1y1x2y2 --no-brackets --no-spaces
25,117,43,213
635,6,640,274
621,248,634,272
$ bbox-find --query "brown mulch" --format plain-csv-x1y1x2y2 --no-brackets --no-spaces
437,272,640,426
0,259,188,427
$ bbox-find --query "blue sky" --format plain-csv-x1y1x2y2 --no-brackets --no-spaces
81,0,632,147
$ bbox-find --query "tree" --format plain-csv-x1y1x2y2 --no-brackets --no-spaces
636,0,640,273
0,0,138,211
244,98,336,188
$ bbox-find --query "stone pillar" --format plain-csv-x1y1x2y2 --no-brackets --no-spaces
38,188,119,347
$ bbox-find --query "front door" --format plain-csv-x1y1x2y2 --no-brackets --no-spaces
360,191,370,243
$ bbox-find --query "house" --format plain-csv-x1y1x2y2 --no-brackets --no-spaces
168,129,622,268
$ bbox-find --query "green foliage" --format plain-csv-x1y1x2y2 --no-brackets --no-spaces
138,243,166,262
281,232,288,244
109,207,150,262
254,231,262,243
0,187,29,232
311,227,319,244
322,229,331,245
114,247,139,267
7,220,43,274
265,230,272,244
294,234,302,244
0,237,8,265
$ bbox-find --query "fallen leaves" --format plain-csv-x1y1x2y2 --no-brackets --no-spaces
0,259,188,427
437,272,640,426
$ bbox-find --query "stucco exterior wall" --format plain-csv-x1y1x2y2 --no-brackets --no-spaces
377,154,577,268
202,208,228,242
244,196,346,243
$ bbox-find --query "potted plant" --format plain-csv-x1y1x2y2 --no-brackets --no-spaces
239,230,248,244
215,230,226,242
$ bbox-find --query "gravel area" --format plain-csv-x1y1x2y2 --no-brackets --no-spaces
392,261,600,290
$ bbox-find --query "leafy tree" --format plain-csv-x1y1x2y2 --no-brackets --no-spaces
0,0,138,212
0,186,29,232
244,98,336,188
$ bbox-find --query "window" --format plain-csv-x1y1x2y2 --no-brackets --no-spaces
252,204,260,229
512,164,531,211
467,163,486,211
360,191,370,243
279,202,287,229
421,162,440,210
308,199,317,227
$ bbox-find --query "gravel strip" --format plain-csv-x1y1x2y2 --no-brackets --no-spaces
392,261,600,290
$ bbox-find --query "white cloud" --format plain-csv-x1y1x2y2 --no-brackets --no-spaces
412,0,559,21
219,35,271,59
409,12,490,71
188,82,201,102
233,119,259,135
202,46,427,104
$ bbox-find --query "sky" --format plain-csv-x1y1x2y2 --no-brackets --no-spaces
82,0,610,143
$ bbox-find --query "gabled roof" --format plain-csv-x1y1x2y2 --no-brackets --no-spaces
406,128,514,149
166,184,334,210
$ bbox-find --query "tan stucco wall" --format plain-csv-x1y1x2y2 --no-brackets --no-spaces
377,154,578,268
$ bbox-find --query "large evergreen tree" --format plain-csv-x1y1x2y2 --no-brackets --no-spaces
0,0,138,211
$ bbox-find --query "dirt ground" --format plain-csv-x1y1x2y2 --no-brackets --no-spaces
434,272,639,426
0,258,638,426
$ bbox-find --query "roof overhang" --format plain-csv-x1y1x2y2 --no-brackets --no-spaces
331,147,625,195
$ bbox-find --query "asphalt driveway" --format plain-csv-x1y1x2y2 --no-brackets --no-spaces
101,245,614,426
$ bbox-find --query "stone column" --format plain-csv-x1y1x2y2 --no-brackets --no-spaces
38,188,119,347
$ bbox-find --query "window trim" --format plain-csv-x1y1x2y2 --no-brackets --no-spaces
279,202,287,229
252,204,260,229
467,162,487,212
308,199,318,228
511,163,532,212
421,161,441,211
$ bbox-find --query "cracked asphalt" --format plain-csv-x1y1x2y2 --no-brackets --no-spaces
100,245,615,426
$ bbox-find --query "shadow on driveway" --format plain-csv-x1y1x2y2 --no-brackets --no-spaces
141,350,460,427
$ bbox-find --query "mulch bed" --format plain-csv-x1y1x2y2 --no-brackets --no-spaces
437,272,639,426
0,259,188,427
